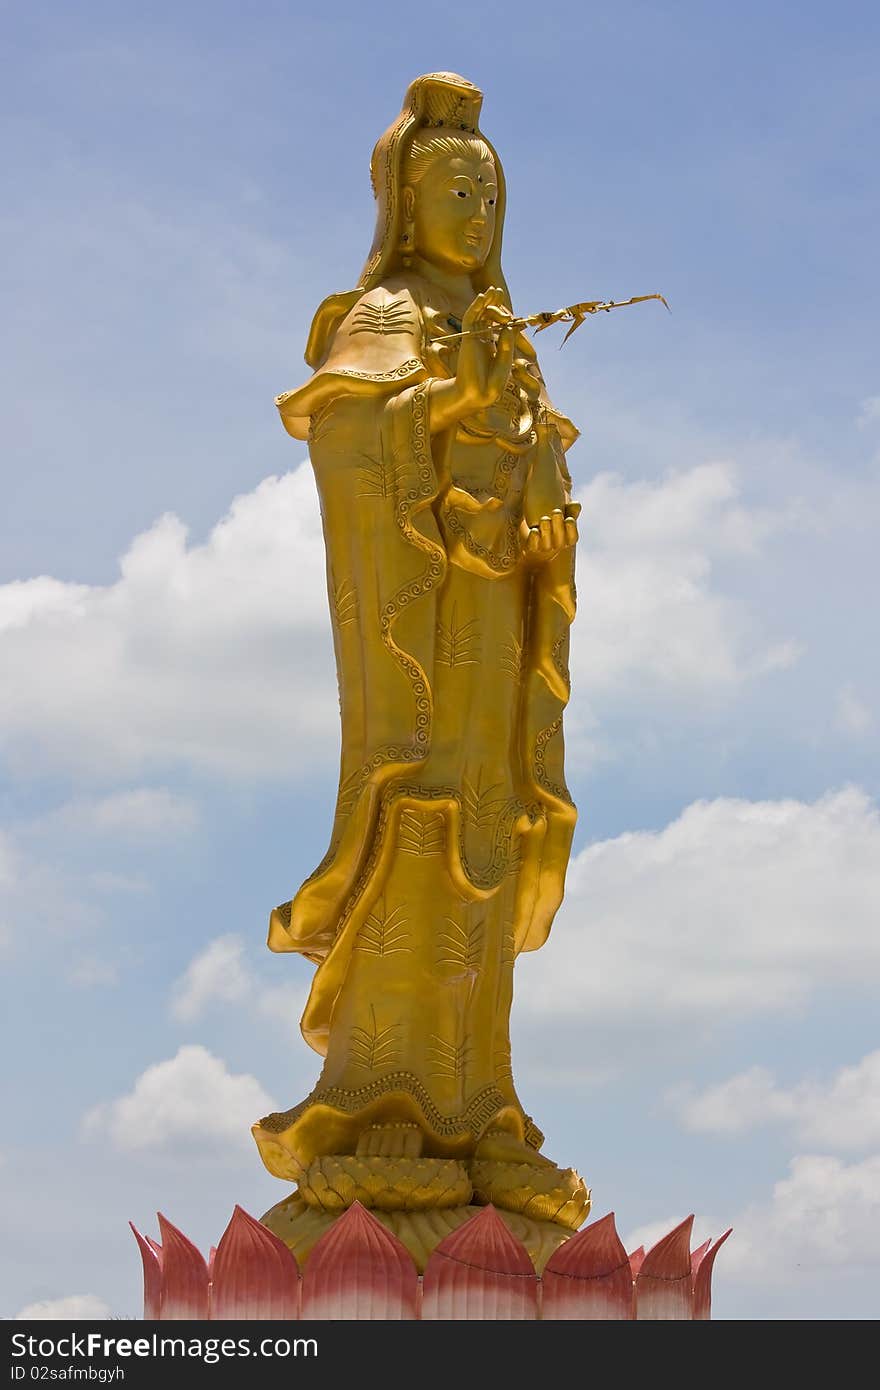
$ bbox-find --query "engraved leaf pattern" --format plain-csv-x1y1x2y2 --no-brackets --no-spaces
427,1032,473,1080
335,769,362,820
333,577,358,628
494,1042,513,1080
462,768,506,831
436,916,485,971
357,451,407,500
348,1005,401,1071
350,297,415,336
436,603,481,669
399,809,445,856
309,406,334,445
500,632,525,679
501,917,516,966
357,899,412,957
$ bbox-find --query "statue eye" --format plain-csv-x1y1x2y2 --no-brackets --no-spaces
455,190,468,198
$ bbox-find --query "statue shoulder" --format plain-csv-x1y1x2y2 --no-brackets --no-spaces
276,280,427,439
324,281,423,364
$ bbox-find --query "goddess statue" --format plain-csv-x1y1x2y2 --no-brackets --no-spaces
254,72,589,1249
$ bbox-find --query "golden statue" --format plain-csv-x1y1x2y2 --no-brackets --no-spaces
254,72,591,1267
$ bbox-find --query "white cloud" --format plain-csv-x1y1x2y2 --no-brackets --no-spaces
0,463,794,782
82,1045,275,1155
672,1066,796,1134
170,934,308,1034
0,468,336,779
518,786,880,1028
672,1051,880,1152
171,935,250,1021
571,463,799,706
722,1153,880,1281
51,788,199,836
15,1294,112,1321
625,1151,880,1292
0,577,91,634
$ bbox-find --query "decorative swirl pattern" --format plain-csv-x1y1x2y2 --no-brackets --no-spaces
533,717,573,807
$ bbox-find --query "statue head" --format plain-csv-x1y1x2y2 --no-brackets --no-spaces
363,72,507,290
399,133,497,274
305,73,509,367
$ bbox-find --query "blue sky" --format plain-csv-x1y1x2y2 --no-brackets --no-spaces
2,0,879,1320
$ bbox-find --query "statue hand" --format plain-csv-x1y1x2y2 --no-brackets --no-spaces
455,287,515,409
524,501,581,560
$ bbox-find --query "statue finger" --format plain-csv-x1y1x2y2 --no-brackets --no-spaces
487,291,511,317
539,516,554,550
492,325,515,375
550,508,566,548
565,500,582,520
526,525,540,553
485,288,510,321
462,290,489,329
564,516,579,546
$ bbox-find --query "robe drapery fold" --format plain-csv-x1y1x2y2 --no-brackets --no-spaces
259,281,577,1168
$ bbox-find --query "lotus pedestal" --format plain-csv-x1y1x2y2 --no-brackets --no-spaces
131,1200,731,1321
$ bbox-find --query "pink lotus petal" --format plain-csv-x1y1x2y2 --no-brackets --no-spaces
694,1228,732,1320
628,1245,645,1278
690,1238,712,1281
211,1205,300,1320
542,1212,633,1320
129,1223,162,1321
422,1206,538,1321
156,1213,209,1321
635,1215,695,1320
301,1201,418,1321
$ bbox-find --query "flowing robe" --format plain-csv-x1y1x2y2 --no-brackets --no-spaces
255,275,578,1173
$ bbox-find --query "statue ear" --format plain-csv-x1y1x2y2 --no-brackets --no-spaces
401,185,416,221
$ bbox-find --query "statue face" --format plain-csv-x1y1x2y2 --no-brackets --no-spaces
410,152,497,273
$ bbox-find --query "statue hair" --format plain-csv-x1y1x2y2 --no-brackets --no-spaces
403,133,494,186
